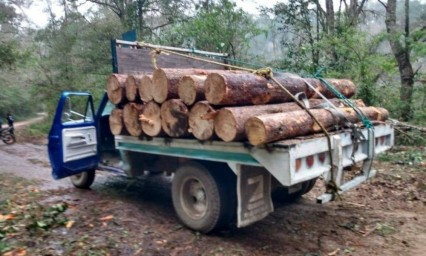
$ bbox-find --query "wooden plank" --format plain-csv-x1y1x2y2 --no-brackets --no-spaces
116,48,226,75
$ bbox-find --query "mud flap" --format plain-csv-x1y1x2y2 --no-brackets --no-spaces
237,166,274,228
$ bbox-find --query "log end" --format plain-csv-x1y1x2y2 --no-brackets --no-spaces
123,103,144,137
161,99,189,137
214,109,238,142
152,69,169,103
189,102,215,141
204,73,226,105
139,75,154,102
109,108,124,135
178,76,197,106
125,75,138,102
245,117,268,146
141,101,162,137
106,74,125,105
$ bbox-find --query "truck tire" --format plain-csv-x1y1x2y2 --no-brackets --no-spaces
171,162,235,233
272,178,317,203
70,170,96,189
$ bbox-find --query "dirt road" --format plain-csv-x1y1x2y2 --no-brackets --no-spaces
0,129,425,255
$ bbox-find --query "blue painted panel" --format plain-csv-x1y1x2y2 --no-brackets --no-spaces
48,92,99,179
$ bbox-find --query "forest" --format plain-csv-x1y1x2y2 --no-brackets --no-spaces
0,0,425,133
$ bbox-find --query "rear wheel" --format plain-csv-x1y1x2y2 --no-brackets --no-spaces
171,162,235,233
2,133,16,145
70,170,96,189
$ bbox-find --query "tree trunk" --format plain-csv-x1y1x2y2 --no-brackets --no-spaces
152,68,218,104
107,74,128,105
204,72,356,106
384,0,414,121
125,75,143,102
188,101,217,141
305,78,357,99
245,107,389,145
138,75,154,103
160,99,189,137
123,103,145,136
214,98,364,142
109,108,126,135
178,75,207,106
140,101,163,137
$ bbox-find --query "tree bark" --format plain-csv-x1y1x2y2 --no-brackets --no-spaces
140,101,163,137
188,101,217,141
125,75,143,102
106,74,128,105
305,78,357,99
138,75,154,103
152,68,219,104
109,108,126,135
123,103,145,136
178,75,207,106
384,0,414,121
160,99,189,137
204,72,356,106
245,107,389,145
214,98,364,142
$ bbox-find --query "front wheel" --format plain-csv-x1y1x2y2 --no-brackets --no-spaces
171,162,235,233
2,133,16,145
70,170,96,189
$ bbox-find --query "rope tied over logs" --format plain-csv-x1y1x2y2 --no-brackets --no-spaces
137,41,381,199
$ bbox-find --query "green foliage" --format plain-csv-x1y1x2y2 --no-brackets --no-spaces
159,0,263,59
32,5,124,114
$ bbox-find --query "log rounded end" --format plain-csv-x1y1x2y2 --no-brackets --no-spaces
204,73,226,105
109,108,124,135
245,117,268,146
179,76,197,106
141,101,162,137
152,69,169,103
125,75,138,102
189,102,215,141
139,75,154,102
214,109,238,142
123,103,144,137
106,74,125,105
160,99,189,137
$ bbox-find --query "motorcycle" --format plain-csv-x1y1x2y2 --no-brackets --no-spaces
0,127,16,145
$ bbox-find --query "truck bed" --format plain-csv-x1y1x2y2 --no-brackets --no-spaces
114,123,394,187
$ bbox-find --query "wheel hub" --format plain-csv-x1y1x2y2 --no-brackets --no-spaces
181,178,208,219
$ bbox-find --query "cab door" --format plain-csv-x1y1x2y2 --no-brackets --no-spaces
48,92,99,179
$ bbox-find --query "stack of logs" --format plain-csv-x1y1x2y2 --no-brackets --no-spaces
107,68,389,146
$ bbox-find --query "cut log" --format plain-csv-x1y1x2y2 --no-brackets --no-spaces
106,74,128,104
204,72,357,106
152,68,241,104
161,99,189,137
245,107,389,145
178,75,207,106
125,75,143,102
188,101,217,141
140,101,163,137
214,98,360,142
304,78,357,99
109,108,126,135
123,103,145,136
204,72,308,105
138,75,154,103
